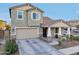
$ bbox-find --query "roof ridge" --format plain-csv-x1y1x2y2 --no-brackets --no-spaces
9,3,44,12
43,16,55,21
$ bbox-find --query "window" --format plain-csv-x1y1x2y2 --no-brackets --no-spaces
32,12,40,20
33,13,37,19
17,10,23,20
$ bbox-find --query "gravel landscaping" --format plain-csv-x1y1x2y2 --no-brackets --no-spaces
53,40,79,49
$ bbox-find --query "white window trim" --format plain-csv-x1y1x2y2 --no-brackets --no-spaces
17,10,24,20
31,12,40,20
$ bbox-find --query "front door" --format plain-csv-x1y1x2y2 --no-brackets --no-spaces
55,28,58,38
43,27,48,37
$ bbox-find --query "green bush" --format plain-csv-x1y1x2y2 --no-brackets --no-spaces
58,41,62,46
70,35,79,41
5,39,18,55
65,35,71,40
70,35,74,40
61,37,66,41
74,36,79,41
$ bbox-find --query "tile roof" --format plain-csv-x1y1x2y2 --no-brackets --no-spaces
43,17,55,26
42,17,71,27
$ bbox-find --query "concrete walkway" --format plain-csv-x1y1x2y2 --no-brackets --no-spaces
58,46,79,55
16,39,63,55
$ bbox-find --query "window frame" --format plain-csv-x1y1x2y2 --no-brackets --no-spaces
17,10,24,20
31,12,40,20
33,13,37,19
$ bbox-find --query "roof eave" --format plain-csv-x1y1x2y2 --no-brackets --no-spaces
9,3,44,13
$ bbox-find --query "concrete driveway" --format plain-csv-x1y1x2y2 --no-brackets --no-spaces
16,39,63,55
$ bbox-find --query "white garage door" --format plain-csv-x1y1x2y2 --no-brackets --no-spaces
16,27,39,39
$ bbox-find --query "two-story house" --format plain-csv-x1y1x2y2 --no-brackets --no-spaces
10,3,44,40
10,3,79,42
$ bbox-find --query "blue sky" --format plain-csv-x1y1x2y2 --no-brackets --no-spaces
0,3,79,24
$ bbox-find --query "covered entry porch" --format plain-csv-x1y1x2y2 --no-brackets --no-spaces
42,21,71,42
42,27,71,42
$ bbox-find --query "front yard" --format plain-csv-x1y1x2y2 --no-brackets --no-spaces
53,40,79,49
53,35,79,49
0,39,19,55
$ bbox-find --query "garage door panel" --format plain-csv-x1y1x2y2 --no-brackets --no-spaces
16,28,39,39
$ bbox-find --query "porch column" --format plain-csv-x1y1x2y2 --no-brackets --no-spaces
67,27,70,37
47,27,52,42
47,27,51,37
58,27,61,36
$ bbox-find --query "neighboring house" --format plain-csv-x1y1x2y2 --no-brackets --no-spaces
9,3,79,41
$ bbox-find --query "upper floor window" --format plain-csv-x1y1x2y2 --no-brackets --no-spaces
33,13,37,19
32,12,40,20
17,10,23,20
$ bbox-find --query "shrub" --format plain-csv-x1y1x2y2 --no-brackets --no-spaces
62,38,65,41
58,41,62,46
70,35,74,40
65,35,71,40
74,36,79,41
70,35,79,41
5,39,18,55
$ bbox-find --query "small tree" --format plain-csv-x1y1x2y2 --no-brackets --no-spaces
0,20,6,30
5,39,18,54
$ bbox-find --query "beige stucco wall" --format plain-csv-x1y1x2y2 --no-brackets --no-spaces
28,9,43,26
39,27,43,37
11,5,33,28
11,9,28,27
16,27,39,39
11,5,43,27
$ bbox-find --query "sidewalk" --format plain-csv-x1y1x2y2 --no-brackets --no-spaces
58,46,79,55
